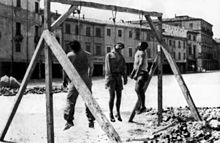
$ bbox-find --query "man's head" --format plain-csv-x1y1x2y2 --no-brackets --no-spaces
137,42,148,51
114,42,125,52
68,40,81,53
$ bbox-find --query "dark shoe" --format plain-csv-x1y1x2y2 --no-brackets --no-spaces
115,114,122,122
63,121,74,130
88,120,94,128
110,114,115,122
136,107,147,115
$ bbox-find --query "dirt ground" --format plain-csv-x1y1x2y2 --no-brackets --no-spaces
0,72,220,143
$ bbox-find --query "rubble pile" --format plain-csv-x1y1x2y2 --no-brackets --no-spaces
0,86,67,96
143,107,220,143
0,87,18,96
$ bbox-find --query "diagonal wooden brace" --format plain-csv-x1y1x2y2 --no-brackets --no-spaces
128,55,158,122
145,15,201,121
0,35,44,141
43,30,122,143
51,5,78,31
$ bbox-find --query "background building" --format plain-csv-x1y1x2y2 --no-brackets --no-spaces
0,2,219,79
163,15,217,71
0,0,41,79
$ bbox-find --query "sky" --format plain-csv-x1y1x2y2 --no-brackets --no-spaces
40,0,220,38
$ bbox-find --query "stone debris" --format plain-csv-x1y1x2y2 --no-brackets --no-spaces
136,107,220,143
0,86,67,96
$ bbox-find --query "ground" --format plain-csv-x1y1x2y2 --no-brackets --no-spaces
0,71,220,143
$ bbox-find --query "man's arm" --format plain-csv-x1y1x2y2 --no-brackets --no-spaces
62,53,73,87
87,53,94,78
105,54,111,76
121,56,128,85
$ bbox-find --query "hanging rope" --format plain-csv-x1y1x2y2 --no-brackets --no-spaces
139,11,144,41
77,5,82,41
112,6,117,45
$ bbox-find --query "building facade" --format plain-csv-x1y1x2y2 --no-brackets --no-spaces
162,24,188,73
0,0,41,79
62,17,158,76
163,15,217,71
0,4,219,79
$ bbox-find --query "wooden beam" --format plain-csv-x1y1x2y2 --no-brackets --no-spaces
145,15,201,121
51,5,78,31
44,1,54,143
51,0,163,17
128,55,158,122
0,35,44,141
42,30,122,143
157,16,163,125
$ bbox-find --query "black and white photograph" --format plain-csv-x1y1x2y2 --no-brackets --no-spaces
0,0,220,142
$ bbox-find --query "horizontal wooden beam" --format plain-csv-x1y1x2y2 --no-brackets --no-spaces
51,0,163,17
42,30,122,143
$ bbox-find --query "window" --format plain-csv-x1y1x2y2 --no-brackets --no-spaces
107,28,111,36
178,52,181,60
118,30,122,37
129,48,132,57
15,42,21,52
96,28,101,37
178,41,181,48
193,45,196,55
189,23,193,29
135,30,140,40
129,30,132,38
107,47,111,53
95,44,102,56
35,26,39,37
188,34,191,40
85,43,91,52
55,37,60,43
183,53,186,60
189,44,192,55
16,22,21,35
16,0,21,7
35,2,39,13
193,35,196,41
75,25,79,35
86,26,91,36
169,40,172,46
65,23,71,34
173,52,176,59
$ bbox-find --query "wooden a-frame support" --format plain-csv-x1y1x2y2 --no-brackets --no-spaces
128,15,201,123
0,2,122,143
0,0,200,143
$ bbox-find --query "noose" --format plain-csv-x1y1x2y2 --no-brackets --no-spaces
139,11,144,41
76,5,82,41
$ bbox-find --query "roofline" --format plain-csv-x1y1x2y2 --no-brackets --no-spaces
163,17,213,27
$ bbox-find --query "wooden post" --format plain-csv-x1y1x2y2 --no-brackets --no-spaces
145,15,201,121
0,35,44,141
128,55,158,122
44,0,54,143
43,30,122,143
157,16,163,125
